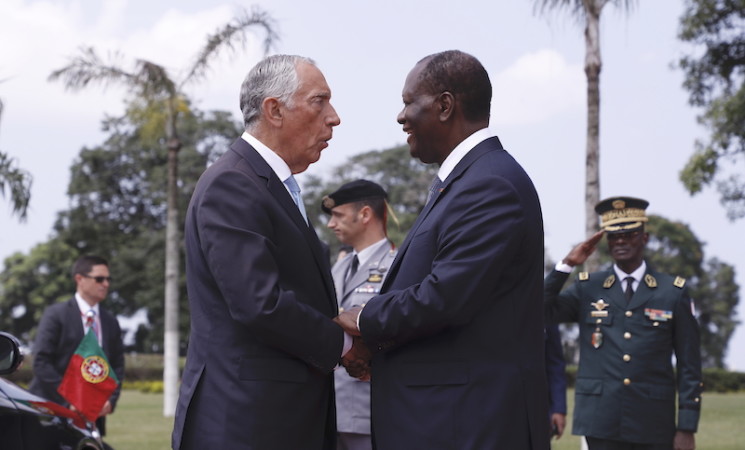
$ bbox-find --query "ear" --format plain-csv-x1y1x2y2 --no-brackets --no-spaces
262,97,283,126
437,91,455,121
359,205,373,224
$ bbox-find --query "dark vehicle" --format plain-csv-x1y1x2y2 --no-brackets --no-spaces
0,331,107,450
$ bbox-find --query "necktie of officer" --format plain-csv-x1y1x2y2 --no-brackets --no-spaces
345,255,360,292
624,276,635,303
284,175,308,223
426,176,443,205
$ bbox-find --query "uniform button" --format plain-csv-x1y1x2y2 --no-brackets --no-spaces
624,332,631,339
623,378,631,386
623,354,631,362
625,311,633,317
695,397,700,402
653,321,660,327
596,318,602,324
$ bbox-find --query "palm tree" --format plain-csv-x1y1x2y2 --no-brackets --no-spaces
0,94,33,221
534,0,636,271
49,7,278,416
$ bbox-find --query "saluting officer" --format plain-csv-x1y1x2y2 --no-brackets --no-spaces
322,179,397,450
545,197,702,450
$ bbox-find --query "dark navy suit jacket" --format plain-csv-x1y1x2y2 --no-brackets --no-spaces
359,137,550,449
172,138,343,449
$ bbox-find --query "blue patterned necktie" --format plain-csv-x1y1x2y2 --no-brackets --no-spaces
426,176,443,205
284,175,308,223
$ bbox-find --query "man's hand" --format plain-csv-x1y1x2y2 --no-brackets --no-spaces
334,306,363,336
550,413,566,439
341,336,371,381
674,430,695,450
99,400,113,417
562,230,604,267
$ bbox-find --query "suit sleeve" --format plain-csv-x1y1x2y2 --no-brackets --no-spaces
104,312,125,410
359,175,528,347
544,269,582,325
31,306,67,404
545,324,567,415
195,168,342,372
673,286,703,432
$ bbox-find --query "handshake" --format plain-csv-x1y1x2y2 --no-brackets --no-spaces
333,306,372,381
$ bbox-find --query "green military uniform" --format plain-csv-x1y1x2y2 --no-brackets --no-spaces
545,265,702,445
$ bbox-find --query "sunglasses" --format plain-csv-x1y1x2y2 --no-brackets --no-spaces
81,274,113,284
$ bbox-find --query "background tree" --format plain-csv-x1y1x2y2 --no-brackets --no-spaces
0,95,33,220
303,145,437,257
677,0,745,220
48,7,276,416
534,0,636,271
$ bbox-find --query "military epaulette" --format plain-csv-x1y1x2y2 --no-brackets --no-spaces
673,276,686,288
644,274,657,288
578,272,589,281
603,275,615,288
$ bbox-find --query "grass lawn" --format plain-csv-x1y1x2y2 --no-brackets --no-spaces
105,389,745,449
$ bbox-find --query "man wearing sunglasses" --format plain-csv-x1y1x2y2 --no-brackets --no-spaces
30,255,125,435
544,197,702,450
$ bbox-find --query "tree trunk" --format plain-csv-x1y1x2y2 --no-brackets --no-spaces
163,111,181,417
584,4,603,272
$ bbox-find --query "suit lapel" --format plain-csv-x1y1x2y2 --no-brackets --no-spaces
342,243,390,299
230,139,337,309
628,269,657,310
383,137,504,292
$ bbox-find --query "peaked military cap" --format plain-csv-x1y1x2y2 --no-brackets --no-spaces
321,179,387,214
595,196,649,234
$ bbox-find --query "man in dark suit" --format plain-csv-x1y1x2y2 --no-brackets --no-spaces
335,50,549,449
30,255,124,435
172,54,348,450
544,197,702,450
323,180,397,450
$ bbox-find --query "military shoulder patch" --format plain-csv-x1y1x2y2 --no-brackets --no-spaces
644,274,657,288
579,272,589,281
673,276,686,288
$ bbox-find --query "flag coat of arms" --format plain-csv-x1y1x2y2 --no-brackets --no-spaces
57,328,119,423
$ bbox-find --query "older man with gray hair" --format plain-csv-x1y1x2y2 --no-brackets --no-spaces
172,54,348,449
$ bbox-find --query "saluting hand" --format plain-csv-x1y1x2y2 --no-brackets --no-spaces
562,230,604,267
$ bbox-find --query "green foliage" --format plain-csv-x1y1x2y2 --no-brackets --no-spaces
303,145,437,257
702,367,745,393
0,151,33,221
0,106,241,352
678,0,745,220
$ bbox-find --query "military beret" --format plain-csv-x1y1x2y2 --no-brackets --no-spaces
595,196,649,234
321,179,387,214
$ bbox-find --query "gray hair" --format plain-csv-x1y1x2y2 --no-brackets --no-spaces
240,54,316,132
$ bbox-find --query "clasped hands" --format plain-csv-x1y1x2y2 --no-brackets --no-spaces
334,306,371,381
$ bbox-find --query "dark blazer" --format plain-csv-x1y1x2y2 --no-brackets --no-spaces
358,137,550,449
545,324,567,417
544,266,703,444
30,297,125,413
172,138,344,450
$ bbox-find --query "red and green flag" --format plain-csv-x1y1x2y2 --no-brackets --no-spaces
57,328,119,423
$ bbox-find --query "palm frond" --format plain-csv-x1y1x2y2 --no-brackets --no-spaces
48,46,139,91
0,152,32,221
182,6,279,86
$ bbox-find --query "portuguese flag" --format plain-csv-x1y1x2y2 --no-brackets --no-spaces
57,328,119,423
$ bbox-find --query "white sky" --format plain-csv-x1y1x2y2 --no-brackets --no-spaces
1,0,743,370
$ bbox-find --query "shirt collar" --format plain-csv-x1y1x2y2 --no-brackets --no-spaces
437,127,493,182
242,131,293,187
75,293,99,315
354,238,390,268
614,260,647,284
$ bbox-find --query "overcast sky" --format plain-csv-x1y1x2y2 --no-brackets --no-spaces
1,0,743,370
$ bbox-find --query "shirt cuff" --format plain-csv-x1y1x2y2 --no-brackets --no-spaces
555,260,574,273
341,331,353,357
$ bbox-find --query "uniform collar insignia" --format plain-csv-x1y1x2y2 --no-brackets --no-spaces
644,274,657,288
603,274,615,288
